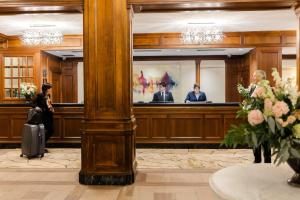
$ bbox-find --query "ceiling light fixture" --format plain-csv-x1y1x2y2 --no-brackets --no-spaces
20,25,63,46
181,23,224,45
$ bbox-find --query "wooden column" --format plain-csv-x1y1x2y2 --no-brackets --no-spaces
295,3,300,87
80,0,136,185
195,59,201,84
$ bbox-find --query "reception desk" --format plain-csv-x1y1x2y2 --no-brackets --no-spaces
0,104,84,144
0,103,240,145
134,103,240,144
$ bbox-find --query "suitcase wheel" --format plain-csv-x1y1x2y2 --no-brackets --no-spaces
20,154,23,157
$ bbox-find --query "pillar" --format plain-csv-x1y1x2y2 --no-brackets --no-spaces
79,0,136,185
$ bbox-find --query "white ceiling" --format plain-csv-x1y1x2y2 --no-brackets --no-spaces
0,9,297,36
0,14,83,35
133,9,297,33
45,50,83,59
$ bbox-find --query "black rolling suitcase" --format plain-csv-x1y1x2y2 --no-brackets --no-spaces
20,124,45,159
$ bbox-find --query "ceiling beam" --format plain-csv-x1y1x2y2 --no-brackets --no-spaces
129,0,296,12
0,0,83,14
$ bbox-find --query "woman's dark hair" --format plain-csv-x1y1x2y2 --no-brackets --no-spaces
42,83,52,92
193,83,200,89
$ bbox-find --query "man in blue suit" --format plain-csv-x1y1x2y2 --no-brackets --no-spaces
185,83,207,103
152,82,174,103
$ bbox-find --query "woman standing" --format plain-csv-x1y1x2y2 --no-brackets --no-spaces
32,83,54,152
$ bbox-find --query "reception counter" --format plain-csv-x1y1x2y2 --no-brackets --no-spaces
0,103,240,145
134,103,240,144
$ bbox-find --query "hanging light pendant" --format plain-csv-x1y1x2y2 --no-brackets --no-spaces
20,27,63,46
181,23,224,45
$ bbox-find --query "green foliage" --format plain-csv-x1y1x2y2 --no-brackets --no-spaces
237,84,250,99
222,124,248,148
295,96,300,109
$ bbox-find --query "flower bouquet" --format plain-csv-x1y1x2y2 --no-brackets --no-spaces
223,68,300,186
20,82,37,101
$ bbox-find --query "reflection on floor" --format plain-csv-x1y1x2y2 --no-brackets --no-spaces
0,149,253,200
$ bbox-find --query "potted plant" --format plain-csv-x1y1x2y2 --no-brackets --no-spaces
223,68,300,187
20,82,37,103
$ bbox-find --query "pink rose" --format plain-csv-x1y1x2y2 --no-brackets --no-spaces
272,101,290,118
251,87,265,98
287,116,296,124
248,110,264,126
264,98,273,111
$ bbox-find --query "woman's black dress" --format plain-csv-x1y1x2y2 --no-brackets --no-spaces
31,93,54,142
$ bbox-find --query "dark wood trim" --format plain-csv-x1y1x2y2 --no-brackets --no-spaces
133,55,244,61
283,54,296,59
195,59,201,84
129,0,295,12
0,0,83,14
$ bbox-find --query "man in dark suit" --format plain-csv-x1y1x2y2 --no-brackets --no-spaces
249,70,271,163
152,82,174,102
185,83,207,103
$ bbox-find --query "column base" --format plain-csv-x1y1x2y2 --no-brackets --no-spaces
79,170,135,185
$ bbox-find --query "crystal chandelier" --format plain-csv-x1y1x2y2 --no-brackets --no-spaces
181,23,224,44
21,30,63,46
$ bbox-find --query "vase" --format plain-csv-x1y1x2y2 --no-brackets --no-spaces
287,158,300,187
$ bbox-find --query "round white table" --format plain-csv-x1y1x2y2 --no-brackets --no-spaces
209,164,300,200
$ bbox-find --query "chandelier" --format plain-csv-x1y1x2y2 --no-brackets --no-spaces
181,23,224,44
21,30,63,46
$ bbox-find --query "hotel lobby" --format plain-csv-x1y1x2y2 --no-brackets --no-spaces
0,0,300,199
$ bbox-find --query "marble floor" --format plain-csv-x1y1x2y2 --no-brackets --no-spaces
0,148,253,169
0,148,254,200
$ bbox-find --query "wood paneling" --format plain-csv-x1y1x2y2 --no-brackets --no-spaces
204,115,224,141
135,118,149,139
225,56,249,102
0,106,83,143
133,31,296,49
134,105,240,143
0,116,10,138
41,52,78,103
250,47,282,85
61,61,78,103
63,117,82,138
152,117,168,138
0,105,240,144
169,117,204,139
